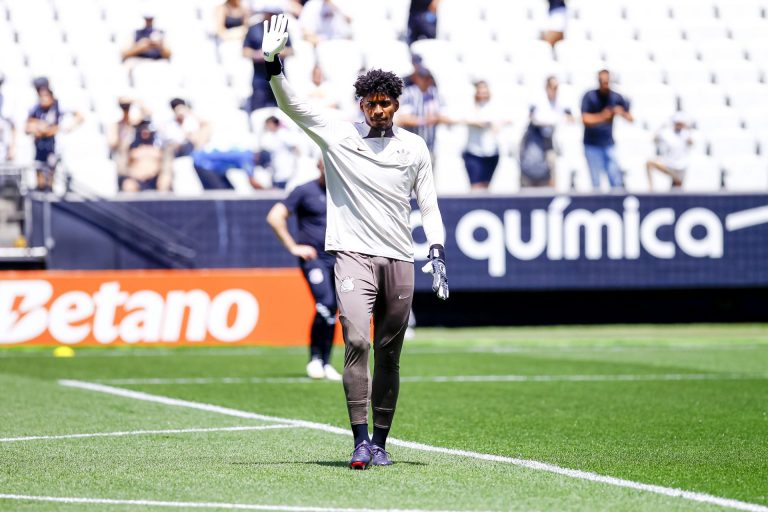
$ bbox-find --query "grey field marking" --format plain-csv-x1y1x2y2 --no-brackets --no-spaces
94,372,768,386
57,380,768,512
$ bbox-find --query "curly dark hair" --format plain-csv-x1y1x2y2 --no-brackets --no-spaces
353,69,404,100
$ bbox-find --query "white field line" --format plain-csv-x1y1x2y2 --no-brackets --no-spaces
0,425,297,443
94,372,768,386
0,494,475,512
58,380,768,512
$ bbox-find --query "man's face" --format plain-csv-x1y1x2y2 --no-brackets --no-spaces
360,92,398,130
598,72,611,94
38,90,54,109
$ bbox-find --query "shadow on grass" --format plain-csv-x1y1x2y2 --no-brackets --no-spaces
231,461,427,468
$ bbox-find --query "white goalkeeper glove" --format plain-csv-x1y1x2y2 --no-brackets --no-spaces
262,13,289,62
421,244,449,300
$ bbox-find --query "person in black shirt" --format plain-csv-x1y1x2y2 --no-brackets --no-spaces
267,160,341,381
121,12,172,62
581,69,633,189
407,0,441,44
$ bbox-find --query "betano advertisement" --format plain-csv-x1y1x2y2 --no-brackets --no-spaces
0,269,320,347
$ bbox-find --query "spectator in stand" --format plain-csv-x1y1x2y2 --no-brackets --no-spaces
397,66,448,162
266,159,341,381
26,86,83,190
0,71,7,120
647,112,694,191
298,0,352,46
581,69,632,190
0,114,14,164
160,98,211,158
460,81,505,190
543,0,567,48
243,8,294,112
190,147,272,190
123,119,171,192
408,0,441,44
215,0,250,42
0,73,15,163
259,115,300,188
521,76,574,187
107,96,151,183
305,65,342,113
121,11,172,63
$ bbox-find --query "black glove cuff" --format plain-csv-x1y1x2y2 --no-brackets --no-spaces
264,57,282,79
428,244,445,262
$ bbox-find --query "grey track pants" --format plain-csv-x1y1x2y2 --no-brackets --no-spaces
334,251,414,429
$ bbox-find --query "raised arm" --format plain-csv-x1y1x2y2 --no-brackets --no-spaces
263,13,345,149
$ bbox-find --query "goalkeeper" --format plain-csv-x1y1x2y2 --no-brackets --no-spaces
262,14,449,469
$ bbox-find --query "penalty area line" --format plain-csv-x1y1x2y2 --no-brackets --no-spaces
58,379,768,512
0,494,476,512
0,425,298,443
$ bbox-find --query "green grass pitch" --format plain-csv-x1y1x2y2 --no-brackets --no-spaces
0,324,766,511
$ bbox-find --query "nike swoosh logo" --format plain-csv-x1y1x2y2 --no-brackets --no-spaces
398,294,410,300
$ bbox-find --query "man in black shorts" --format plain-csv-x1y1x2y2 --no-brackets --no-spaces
267,160,341,381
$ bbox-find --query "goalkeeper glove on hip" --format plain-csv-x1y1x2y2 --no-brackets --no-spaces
421,244,449,300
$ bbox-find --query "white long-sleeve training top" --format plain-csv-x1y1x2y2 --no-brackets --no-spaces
270,73,445,262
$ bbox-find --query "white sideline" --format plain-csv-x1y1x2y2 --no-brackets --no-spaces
0,425,297,443
95,372,768,386
58,380,768,512
0,494,472,512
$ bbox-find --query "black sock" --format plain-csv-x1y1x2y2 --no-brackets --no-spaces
351,423,369,446
371,426,389,449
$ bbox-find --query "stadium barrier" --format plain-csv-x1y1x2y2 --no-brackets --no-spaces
0,269,334,346
29,194,768,291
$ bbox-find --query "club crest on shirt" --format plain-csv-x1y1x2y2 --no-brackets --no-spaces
340,276,355,293
395,148,411,165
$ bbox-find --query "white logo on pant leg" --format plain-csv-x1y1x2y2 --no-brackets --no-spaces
308,268,324,284
340,276,355,293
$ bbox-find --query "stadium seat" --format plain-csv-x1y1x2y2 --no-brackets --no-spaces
694,107,744,135
696,39,748,64
362,39,413,77
670,0,718,22
676,84,727,115
707,131,759,160
717,2,766,23
682,153,722,192
172,156,204,196
682,21,730,42
720,155,768,191
713,61,763,87
622,83,678,130
488,156,521,194
315,40,364,88
664,62,714,88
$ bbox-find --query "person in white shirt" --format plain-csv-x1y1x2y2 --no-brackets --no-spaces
298,0,352,46
461,80,505,190
160,98,210,158
263,13,448,469
522,76,573,187
258,115,300,188
646,112,693,190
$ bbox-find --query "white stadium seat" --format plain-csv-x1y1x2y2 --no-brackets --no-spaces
720,155,768,191
708,131,759,160
682,154,723,192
